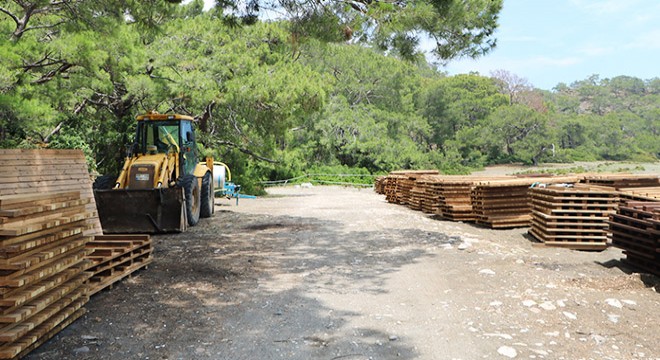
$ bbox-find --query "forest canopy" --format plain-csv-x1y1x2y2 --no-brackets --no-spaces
1,0,658,191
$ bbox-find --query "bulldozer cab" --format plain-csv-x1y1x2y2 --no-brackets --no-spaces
135,117,198,176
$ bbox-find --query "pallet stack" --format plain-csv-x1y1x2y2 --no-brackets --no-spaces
0,191,92,359
618,187,660,203
383,171,439,205
528,184,619,250
581,174,660,189
414,175,444,214
374,176,386,195
0,149,101,236
471,176,579,229
609,201,660,275
85,235,153,296
0,149,153,358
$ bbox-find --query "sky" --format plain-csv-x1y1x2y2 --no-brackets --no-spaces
193,0,660,90
443,0,660,90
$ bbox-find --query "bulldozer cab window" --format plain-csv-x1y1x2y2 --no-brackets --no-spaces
179,120,197,176
139,122,180,154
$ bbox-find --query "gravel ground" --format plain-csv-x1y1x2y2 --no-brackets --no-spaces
26,185,660,360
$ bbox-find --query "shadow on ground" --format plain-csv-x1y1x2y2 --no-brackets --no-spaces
26,209,459,360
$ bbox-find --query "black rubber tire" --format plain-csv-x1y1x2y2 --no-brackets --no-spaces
93,175,117,190
200,171,214,218
178,175,201,226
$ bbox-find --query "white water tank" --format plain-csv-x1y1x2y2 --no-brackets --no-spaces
213,164,226,191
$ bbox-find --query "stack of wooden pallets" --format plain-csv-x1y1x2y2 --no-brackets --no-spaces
383,171,439,205
373,176,386,194
618,187,660,203
581,174,660,189
0,191,92,359
85,235,153,296
0,149,101,235
528,184,619,250
413,175,443,214
471,176,579,229
383,174,405,204
432,177,476,221
609,201,660,276
0,149,153,358
472,180,534,228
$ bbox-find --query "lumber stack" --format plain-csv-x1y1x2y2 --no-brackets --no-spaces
374,176,386,194
618,187,660,203
609,201,660,276
471,176,579,229
384,171,439,205
437,176,515,222
0,149,102,236
415,176,444,214
85,235,153,296
0,149,153,358
0,191,92,359
384,174,405,204
581,174,660,189
528,184,619,250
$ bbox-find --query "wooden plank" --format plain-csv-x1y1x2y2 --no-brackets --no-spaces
0,192,81,209
0,267,82,307
0,211,94,237
0,248,88,288
0,222,87,257
0,273,87,324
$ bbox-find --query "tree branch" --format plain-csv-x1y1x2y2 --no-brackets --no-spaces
216,140,279,163
0,7,20,27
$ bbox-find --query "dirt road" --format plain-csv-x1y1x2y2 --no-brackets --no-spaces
28,186,659,359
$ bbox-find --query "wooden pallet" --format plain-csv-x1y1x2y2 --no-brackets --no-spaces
84,235,153,296
528,184,618,250
608,201,660,274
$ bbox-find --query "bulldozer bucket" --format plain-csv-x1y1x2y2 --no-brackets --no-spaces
94,188,187,233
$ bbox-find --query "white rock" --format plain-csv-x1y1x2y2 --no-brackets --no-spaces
591,334,606,345
622,299,637,306
479,269,496,275
556,300,566,308
539,302,556,311
531,349,549,356
484,333,513,340
605,298,623,308
544,331,560,337
522,300,537,307
607,314,620,323
562,312,577,320
497,346,518,358
458,243,470,250
490,301,503,307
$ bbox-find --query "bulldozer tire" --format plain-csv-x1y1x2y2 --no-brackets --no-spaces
178,175,201,226
200,171,214,218
93,175,117,190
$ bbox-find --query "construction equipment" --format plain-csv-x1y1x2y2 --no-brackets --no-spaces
93,113,214,233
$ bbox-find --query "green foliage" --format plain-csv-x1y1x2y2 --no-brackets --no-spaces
0,2,658,188
47,131,97,173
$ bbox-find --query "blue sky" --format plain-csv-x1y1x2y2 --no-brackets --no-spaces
443,0,660,90
193,0,660,90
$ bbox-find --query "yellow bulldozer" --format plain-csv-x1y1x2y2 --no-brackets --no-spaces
93,113,214,233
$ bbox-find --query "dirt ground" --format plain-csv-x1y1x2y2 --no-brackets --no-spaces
26,184,660,360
